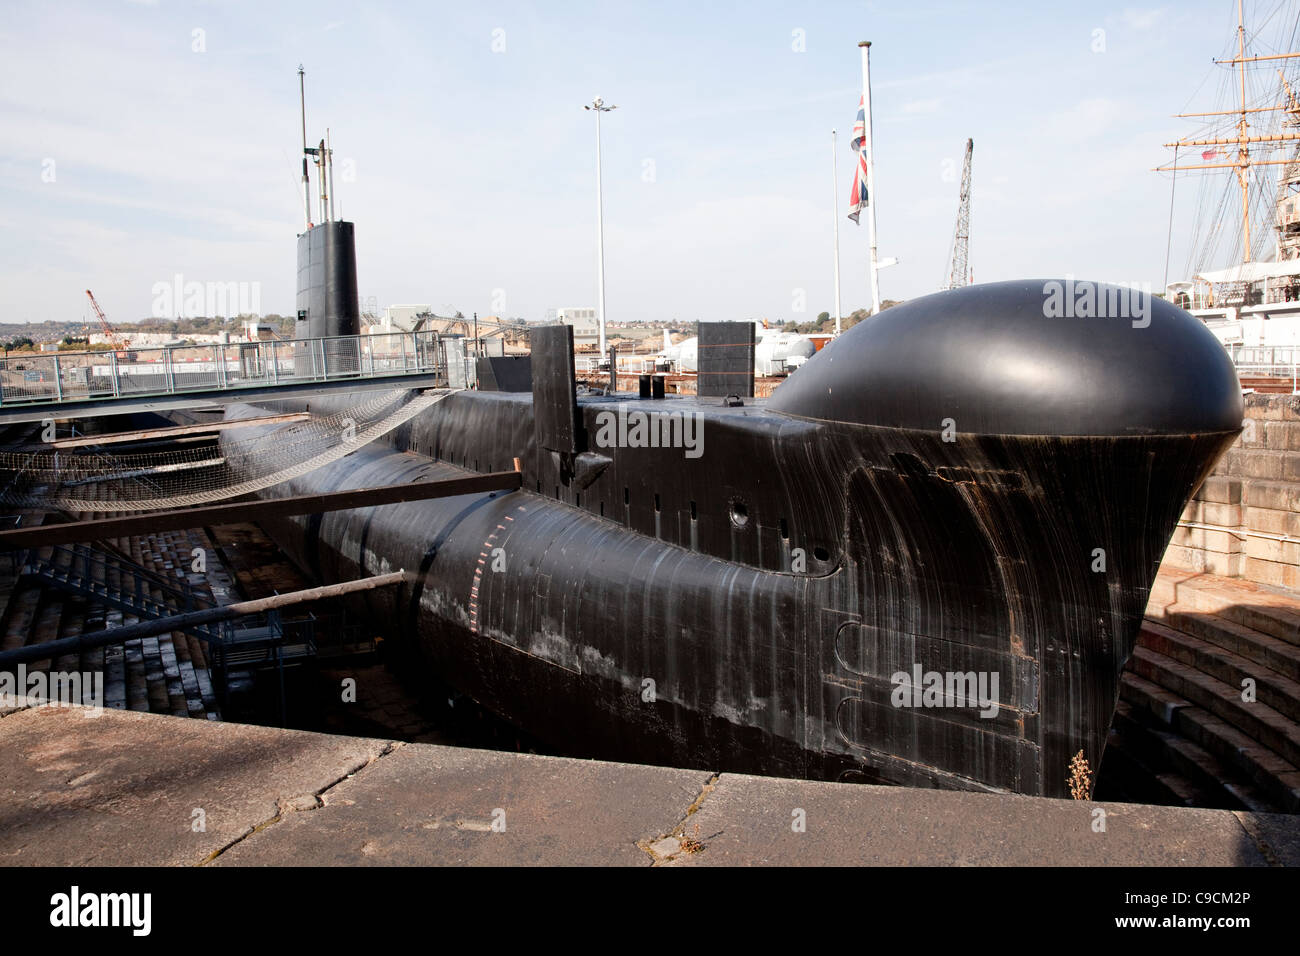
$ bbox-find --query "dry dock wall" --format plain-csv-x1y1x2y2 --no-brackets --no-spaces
1166,393,1300,589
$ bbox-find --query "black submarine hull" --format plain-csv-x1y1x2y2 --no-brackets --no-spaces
236,281,1243,797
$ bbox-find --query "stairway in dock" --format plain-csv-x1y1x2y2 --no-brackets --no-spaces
0,517,230,719
1100,564,1300,812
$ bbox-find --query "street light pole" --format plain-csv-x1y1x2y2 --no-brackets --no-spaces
585,96,617,357
832,129,842,338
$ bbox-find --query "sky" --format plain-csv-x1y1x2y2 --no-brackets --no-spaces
0,0,1290,326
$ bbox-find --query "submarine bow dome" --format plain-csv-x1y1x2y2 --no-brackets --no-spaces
768,279,1243,437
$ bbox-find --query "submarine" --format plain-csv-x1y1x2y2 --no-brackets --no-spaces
230,216,1243,799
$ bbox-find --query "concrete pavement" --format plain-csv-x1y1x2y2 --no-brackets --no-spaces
0,699,1296,867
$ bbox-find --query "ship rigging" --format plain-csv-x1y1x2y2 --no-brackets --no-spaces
1161,0,1300,312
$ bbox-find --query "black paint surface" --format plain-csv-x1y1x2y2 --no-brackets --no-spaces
242,282,1242,797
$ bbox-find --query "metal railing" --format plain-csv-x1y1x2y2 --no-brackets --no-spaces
1222,345,1300,392
0,330,461,407
1228,345,1300,368
574,356,660,374
20,543,222,640
1177,282,1300,311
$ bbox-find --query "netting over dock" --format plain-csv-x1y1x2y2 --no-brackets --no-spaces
0,388,448,512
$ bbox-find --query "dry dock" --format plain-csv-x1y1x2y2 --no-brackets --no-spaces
0,697,1296,866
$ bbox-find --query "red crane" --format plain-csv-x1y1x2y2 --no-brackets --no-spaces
84,290,130,355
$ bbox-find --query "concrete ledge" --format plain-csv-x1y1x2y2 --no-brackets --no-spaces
0,704,389,865
214,740,711,867
1246,506,1300,537
1244,479,1300,512
671,772,1294,867
1161,545,1242,577
1264,420,1300,452
1196,475,1243,505
1182,499,1242,527
0,704,1297,867
1244,393,1300,422
1170,526,1242,554
1245,556,1300,590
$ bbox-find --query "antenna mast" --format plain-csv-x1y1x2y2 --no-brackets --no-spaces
299,66,311,228
326,128,336,222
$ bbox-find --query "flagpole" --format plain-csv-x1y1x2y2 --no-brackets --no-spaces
595,101,608,356
585,96,617,357
832,129,842,337
859,41,882,315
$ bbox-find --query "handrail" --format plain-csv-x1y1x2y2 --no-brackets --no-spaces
20,543,220,638
0,330,461,408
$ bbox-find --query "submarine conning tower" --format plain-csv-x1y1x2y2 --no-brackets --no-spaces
293,219,360,375
291,68,360,371
295,220,360,341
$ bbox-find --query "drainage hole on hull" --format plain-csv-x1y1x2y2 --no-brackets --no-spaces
654,493,661,513
730,499,749,529
813,545,830,561
690,500,697,520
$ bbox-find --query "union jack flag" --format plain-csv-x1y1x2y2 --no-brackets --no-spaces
848,94,869,223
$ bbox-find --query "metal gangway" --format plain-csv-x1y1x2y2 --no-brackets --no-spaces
0,330,480,423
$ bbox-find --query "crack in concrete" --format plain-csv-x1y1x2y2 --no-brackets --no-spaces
1232,811,1282,867
637,771,720,866
0,698,42,720
196,739,402,865
314,740,404,807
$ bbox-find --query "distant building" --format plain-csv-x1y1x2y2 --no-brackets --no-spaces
241,319,278,341
556,307,599,349
90,331,230,347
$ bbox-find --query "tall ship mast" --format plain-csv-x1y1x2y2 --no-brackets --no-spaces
1162,0,1300,341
